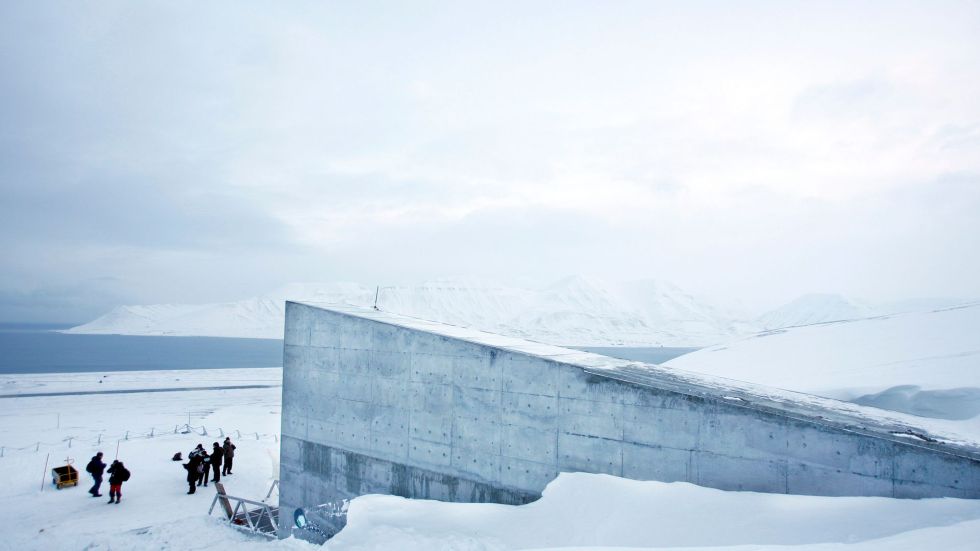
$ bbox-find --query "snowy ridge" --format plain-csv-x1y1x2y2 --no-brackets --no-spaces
68,276,757,346
757,293,877,329
68,300,286,339
667,302,980,431
755,293,970,330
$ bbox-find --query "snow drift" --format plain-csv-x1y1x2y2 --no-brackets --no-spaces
325,472,980,551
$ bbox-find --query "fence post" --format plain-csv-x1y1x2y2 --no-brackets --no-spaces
68,437,72,448
125,431,129,441
236,430,241,439
202,426,208,436
36,442,40,452
219,428,224,437
149,428,154,438
97,433,102,445
274,434,278,443
41,453,50,492
255,432,259,440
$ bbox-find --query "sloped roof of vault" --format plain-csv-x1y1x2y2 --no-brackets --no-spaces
291,301,980,458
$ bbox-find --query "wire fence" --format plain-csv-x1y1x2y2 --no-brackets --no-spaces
0,419,280,459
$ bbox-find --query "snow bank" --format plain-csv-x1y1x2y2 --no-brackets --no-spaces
325,472,980,551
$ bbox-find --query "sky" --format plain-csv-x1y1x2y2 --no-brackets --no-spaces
1,1,979,323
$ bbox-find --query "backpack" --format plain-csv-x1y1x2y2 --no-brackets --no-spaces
122,469,131,482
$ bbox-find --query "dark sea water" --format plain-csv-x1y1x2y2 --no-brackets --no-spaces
0,323,694,375
0,324,284,374
573,346,698,364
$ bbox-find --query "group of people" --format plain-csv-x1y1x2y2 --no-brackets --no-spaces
81,437,238,503
182,437,236,494
85,451,131,504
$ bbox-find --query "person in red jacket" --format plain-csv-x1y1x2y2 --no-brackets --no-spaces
106,460,130,504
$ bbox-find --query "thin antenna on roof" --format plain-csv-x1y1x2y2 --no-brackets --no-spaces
373,286,380,310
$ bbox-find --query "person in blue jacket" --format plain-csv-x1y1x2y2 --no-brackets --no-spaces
85,452,106,497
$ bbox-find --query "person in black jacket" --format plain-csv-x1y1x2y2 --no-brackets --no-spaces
106,460,130,504
197,449,211,487
184,454,202,494
222,437,236,475
189,443,205,460
86,452,106,497
210,442,223,483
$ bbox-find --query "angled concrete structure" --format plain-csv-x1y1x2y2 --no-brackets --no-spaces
279,302,980,540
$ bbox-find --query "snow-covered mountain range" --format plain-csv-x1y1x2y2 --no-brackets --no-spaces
68,276,756,346
67,278,972,348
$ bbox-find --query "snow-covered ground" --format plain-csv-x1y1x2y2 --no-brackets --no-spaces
0,367,282,396
0,369,287,550
4,368,980,550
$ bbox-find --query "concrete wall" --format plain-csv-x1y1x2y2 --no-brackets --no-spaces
279,302,980,539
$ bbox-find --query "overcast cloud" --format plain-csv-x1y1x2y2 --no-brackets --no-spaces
1,1,979,322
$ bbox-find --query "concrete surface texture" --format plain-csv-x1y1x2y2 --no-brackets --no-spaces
278,302,980,539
